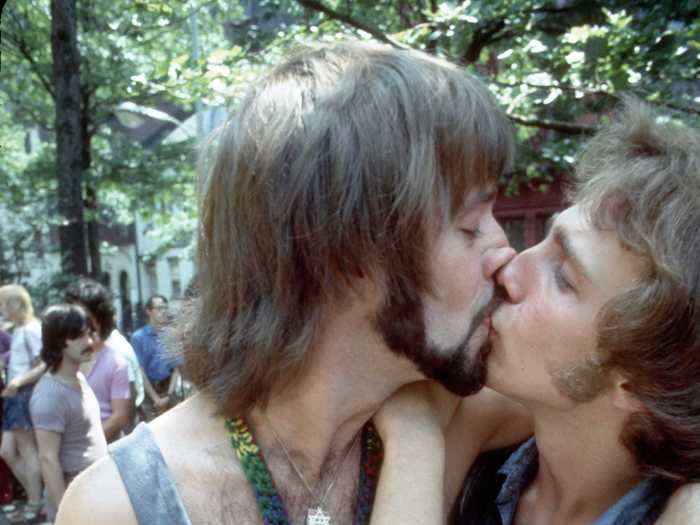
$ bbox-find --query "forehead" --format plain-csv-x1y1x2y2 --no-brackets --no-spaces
458,185,497,214
555,206,645,292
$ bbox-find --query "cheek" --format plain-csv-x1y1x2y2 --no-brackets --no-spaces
430,245,483,308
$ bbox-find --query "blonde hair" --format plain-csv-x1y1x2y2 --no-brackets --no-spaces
0,284,34,325
180,41,513,415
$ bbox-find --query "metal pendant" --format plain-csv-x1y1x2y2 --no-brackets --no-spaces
306,506,331,525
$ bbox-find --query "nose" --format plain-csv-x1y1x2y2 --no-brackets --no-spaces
482,217,515,279
483,245,516,279
496,252,525,304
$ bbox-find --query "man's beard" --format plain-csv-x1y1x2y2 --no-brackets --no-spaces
372,284,494,397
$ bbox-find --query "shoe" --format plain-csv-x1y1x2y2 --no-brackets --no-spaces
7,501,43,523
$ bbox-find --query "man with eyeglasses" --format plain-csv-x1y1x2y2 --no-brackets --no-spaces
131,295,181,420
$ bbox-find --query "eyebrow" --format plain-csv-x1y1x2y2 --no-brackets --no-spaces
463,187,498,211
551,224,593,283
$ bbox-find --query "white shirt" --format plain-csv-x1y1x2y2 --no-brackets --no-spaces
7,318,42,382
105,329,145,407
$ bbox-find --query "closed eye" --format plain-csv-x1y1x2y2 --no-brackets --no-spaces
461,227,483,240
554,264,575,293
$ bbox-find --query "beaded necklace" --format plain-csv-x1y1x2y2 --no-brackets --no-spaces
225,417,383,525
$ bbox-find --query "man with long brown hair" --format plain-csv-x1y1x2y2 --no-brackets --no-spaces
57,42,523,524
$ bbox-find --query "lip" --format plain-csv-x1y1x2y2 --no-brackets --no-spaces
488,308,500,337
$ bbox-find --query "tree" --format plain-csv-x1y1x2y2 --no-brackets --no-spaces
51,0,87,276
1,0,220,276
209,0,699,191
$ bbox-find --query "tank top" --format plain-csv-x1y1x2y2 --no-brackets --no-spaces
110,423,192,525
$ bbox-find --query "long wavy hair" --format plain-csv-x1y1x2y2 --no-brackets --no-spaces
178,41,514,416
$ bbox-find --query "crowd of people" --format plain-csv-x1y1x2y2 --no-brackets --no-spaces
0,281,183,523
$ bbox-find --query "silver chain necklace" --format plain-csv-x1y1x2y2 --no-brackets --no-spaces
264,413,361,525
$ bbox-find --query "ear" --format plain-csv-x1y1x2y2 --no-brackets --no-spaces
610,373,645,413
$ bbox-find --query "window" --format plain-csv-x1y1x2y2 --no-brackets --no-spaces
501,218,526,252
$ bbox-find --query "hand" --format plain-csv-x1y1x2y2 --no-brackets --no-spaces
1,380,20,398
374,381,461,444
154,396,170,410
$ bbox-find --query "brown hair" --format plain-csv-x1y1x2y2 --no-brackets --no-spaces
573,97,700,481
180,41,513,416
41,304,91,373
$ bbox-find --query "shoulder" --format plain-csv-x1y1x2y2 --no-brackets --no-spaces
147,394,256,514
134,325,154,338
30,377,67,417
27,318,42,336
102,345,129,370
56,454,138,525
130,327,146,343
656,483,700,525
107,331,137,355
450,387,532,451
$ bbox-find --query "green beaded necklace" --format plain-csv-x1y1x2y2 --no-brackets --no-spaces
226,417,383,525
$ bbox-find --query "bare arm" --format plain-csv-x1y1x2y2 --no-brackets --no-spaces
35,430,66,510
370,383,533,525
142,370,169,409
656,484,700,525
102,398,132,442
1,362,47,397
167,368,181,397
444,388,532,505
56,456,138,525
371,382,460,525
372,426,446,525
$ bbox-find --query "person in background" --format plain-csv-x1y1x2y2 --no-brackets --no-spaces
104,326,144,432
0,329,10,370
0,285,44,522
31,304,108,521
131,295,180,420
64,279,132,442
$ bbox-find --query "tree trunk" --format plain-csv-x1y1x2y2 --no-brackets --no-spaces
86,184,102,278
51,0,87,276
80,95,102,279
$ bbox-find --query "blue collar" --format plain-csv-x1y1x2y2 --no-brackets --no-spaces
495,438,674,525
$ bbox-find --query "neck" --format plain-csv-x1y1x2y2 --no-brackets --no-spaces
248,303,421,483
527,400,641,523
55,357,81,383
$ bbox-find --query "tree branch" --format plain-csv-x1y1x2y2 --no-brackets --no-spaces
463,19,506,64
508,114,597,135
4,30,55,99
296,0,410,49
